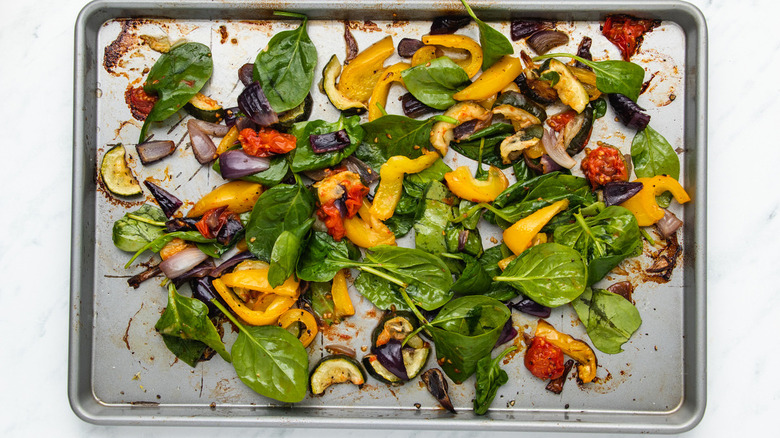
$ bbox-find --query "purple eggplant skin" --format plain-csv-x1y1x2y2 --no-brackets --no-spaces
401,93,436,118
430,16,471,35
216,216,244,246
238,82,278,127
309,129,351,153
510,297,551,318
190,276,220,316
397,38,425,58
209,251,254,278
166,217,199,233
603,180,644,206
608,93,651,130
494,319,518,347
143,180,182,218
374,339,409,381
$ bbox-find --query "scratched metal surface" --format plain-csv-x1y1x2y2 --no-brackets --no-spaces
70,0,706,432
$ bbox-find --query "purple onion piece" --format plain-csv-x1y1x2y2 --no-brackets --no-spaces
375,339,409,381
218,149,271,179
235,116,257,132
159,247,209,279
510,296,551,318
187,119,218,164
656,209,684,239
510,19,553,41
172,258,215,287
430,15,471,35
143,180,182,218
190,276,219,316
401,93,436,118
540,154,564,174
574,36,593,70
216,216,244,246
135,140,176,165
310,129,351,153
494,319,518,347
608,93,651,130
344,25,359,62
342,156,379,185
457,230,469,252
452,119,481,141
332,198,349,218
210,251,254,278
166,217,198,233
603,180,644,206
238,82,278,127
527,30,570,55
397,38,425,58
224,107,241,127
238,63,254,86
189,119,230,137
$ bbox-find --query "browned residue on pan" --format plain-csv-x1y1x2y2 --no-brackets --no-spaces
346,20,382,32
218,25,229,44
104,20,146,76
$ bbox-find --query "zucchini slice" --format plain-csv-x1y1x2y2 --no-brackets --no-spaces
371,311,424,349
272,93,313,131
494,91,547,122
319,55,367,114
100,145,142,197
363,346,431,385
185,93,225,123
310,355,366,395
540,59,589,113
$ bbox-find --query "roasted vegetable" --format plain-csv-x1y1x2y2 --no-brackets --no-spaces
310,355,366,395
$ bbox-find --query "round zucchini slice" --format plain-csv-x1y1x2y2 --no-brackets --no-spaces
310,354,366,396
100,145,141,197
319,55,367,114
272,93,313,132
371,311,423,350
363,345,431,385
185,93,225,123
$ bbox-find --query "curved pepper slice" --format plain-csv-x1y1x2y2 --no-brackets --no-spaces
370,150,439,220
219,269,300,297
620,175,690,226
278,309,319,347
212,278,295,326
411,45,441,67
453,55,523,101
344,199,396,248
421,34,483,79
368,62,410,121
216,125,240,155
503,199,569,255
534,319,597,384
444,166,509,203
331,269,355,317
188,181,263,217
338,35,395,103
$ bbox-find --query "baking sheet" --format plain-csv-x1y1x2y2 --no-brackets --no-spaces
70,0,707,432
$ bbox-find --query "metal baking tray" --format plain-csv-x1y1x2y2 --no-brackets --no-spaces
69,0,707,432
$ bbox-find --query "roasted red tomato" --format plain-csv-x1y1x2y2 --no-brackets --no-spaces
580,144,629,188
239,128,297,157
125,85,158,121
602,15,660,61
314,171,370,241
547,110,577,132
525,336,565,380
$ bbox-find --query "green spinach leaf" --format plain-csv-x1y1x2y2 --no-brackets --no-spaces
353,271,409,311
414,181,454,257
296,231,361,282
401,57,470,110
253,12,317,113
125,230,215,267
476,245,519,301
535,53,645,102
474,346,517,415
356,115,437,170
450,254,492,295
572,288,642,354
268,217,315,287
494,243,587,307
160,335,208,368
290,116,365,172
450,123,514,169
112,204,167,252
460,0,514,70
140,42,213,142
631,125,680,180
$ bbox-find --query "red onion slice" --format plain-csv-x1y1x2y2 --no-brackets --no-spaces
159,247,209,279
397,38,425,58
608,93,651,130
238,82,278,127
541,126,576,169
375,339,409,381
603,181,644,206
135,140,176,165
218,149,270,179
143,180,182,218
238,63,254,86
189,119,230,137
527,30,570,55
187,119,218,164
656,209,683,239
430,15,471,35
310,129,351,153
510,19,553,40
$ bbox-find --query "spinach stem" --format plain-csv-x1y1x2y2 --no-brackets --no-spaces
398,287,429,326
358,266,407,288
211,298,250,337
450,202,514,224
640,228,656,246
126,214,167,227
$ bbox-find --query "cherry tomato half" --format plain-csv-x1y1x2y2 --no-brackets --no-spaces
525,336,565,380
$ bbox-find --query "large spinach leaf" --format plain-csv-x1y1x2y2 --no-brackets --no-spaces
535,53,645,102
353,271,409,311
296,231,361,282
494,243,587,307
572,288,642,354
474,346,517,415
140,42,213,142
356,115,436,170
244,183,316,262
253,12,317,113
460,0,514,70
450,254,492,295
289,116,364,172
631,125,680,180
160,335,208,368
155,283,231,363
268,217,315,287
414,181,454,257
401,57,470,110
553,206,642,285
475,245,519,301
112,204,167,252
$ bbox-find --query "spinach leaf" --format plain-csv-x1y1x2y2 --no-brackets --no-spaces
445,225,483,258
214,154,289,187
474,346,517,415
450,254,492,295
460,0,514,70
353,271,409,311
140,42,213,142
424,295,511,383
494,243,587,307
414,181,454,257
112,204,167,252
405,158,452,195
155,283,231,363
535,53,645,102
196,241,232,258
384,213,416,237
450,123,514,169
268,217,315,287
591,97,608,119
356,115,436,170
296,231,361,282
253,12,317,113
308,281,340,325
455,199,483,230
553,206,642,285
160,335,208,368
289,116,364,172
401,57,470,110
476,245,519,301
512,158,537,185
631,125,680,180
572,288,642,354
245,183,316,262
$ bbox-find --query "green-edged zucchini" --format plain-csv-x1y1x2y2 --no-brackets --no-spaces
362,346,430,385
564,105,594,156
185,93,225,123
371,311,423,349
539,59,589,113
100,145,142,197
309,355,366,396
319,55,367,114
515,72,558,105
272,93,313,132
494,90,547,122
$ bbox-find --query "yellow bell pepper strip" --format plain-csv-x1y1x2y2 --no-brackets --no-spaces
337,35,395,103
216,125,240,155
277,309,319,347
620,175,691,226
452,56,524,101
411,45,441,67
344,199,396,248
421,34,483,79
368,62,410,121
212,278,295,326
219,269,300,297
498,254,516,271
331,269,355,317
187,181,263,217
535,319,598,384
370,150,439,220
503,199,570,255
444,166,509,203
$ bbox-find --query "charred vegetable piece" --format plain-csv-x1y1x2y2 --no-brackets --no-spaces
525,336,565,380
101,145,142,197
494,90,547,122
545,359,574,394
421,368,456,413
397,38,425,57
574,36,594,70
185,93,225,123
401,93,437,118
608,93,651,130
603,180,643,206
128,264,162,289
238,82,279,127
310,129,351,154
371,312,423,349
510,19,553,40
135,140,176,165
319,55,367,113
309,355,366,395
581,144,630,188
272,93,313,132
527,30,569,55
430,15,471,35
602,15,660,61
143,180,182,217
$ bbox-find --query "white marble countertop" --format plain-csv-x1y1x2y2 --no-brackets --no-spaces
1,0,777,436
